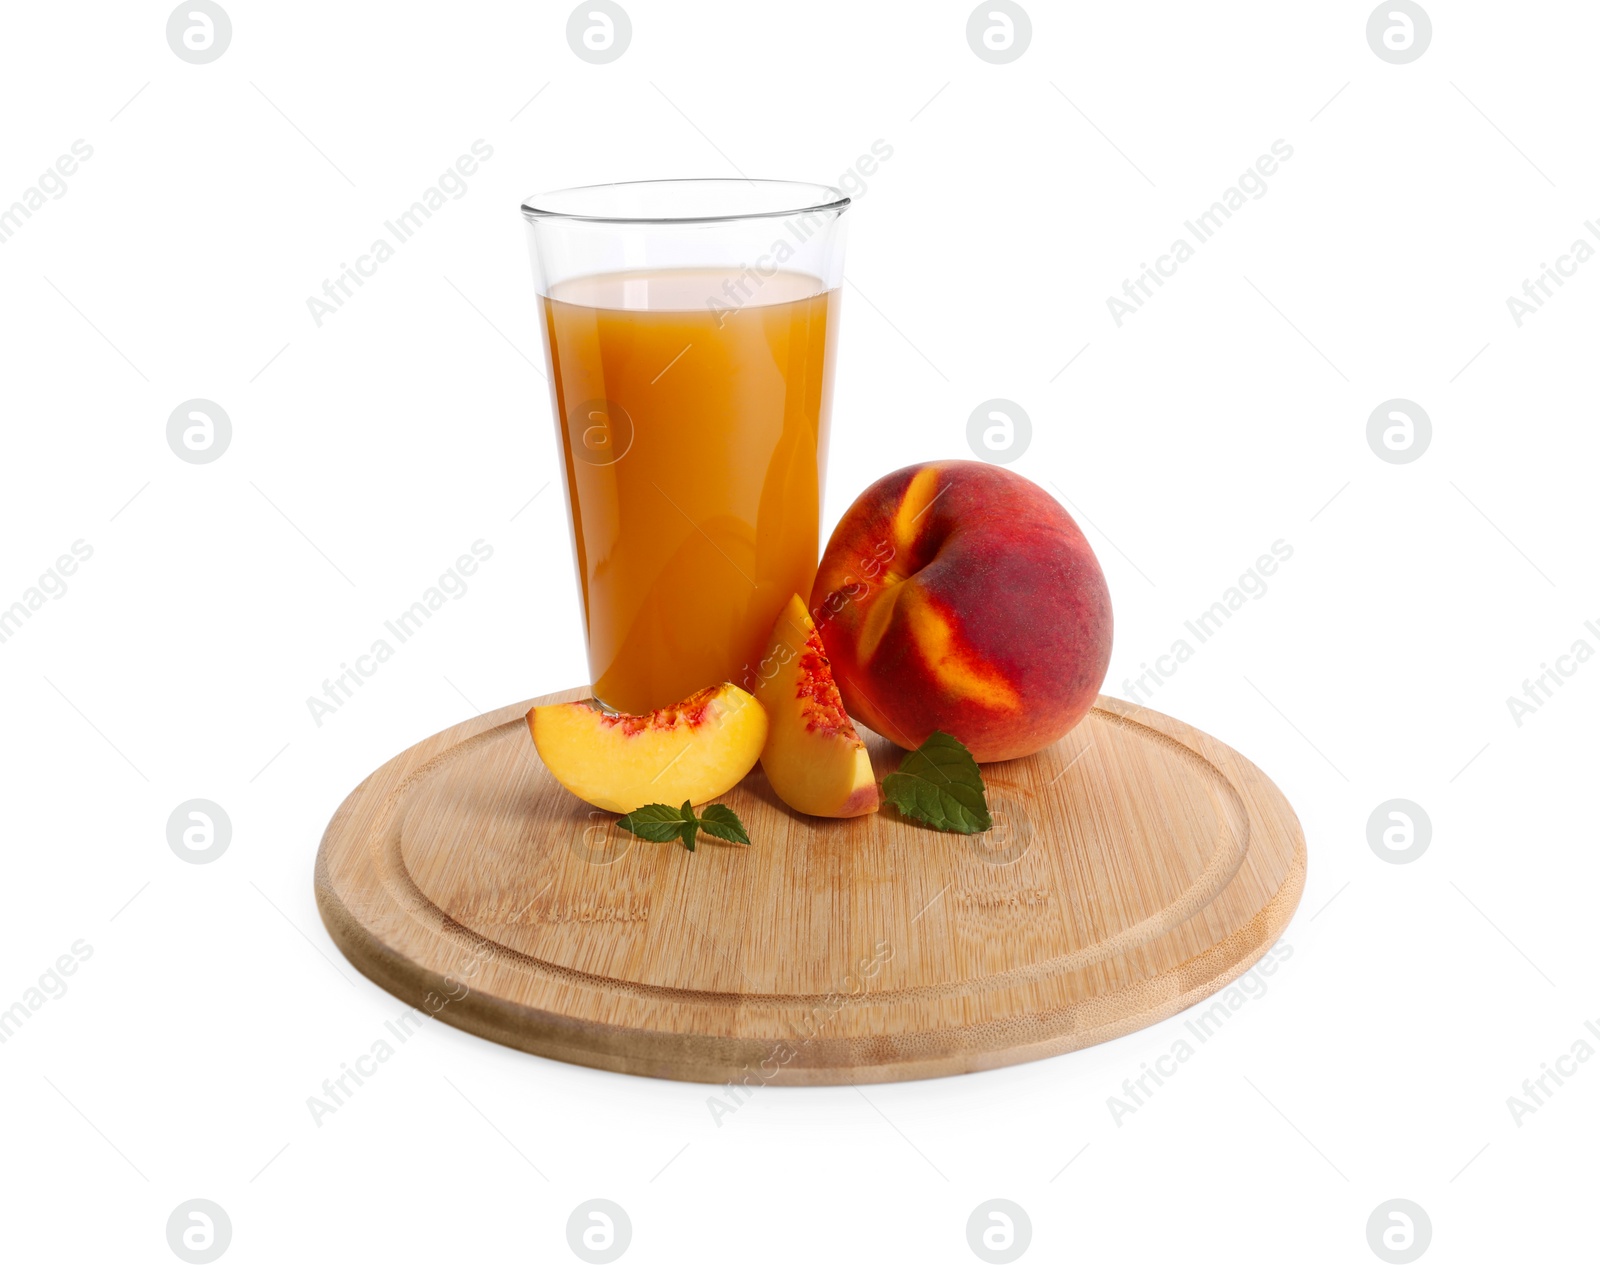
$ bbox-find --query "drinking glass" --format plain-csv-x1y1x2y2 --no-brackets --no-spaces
523,179,849,714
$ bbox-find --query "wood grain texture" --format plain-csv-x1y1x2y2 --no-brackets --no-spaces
314,690,1306,1084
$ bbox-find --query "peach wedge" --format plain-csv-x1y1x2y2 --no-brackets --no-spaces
753,595,880,818
527,684,767,814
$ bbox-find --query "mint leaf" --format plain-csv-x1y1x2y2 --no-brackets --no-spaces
697,803,751,845
616,800,752,851
617,803,691,843
881,731,992,834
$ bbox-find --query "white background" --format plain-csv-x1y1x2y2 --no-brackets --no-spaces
2,1,1595,1261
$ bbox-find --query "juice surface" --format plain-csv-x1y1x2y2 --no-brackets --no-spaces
543,268,838,714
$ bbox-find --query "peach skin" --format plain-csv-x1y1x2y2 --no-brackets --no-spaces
810,461,1112,762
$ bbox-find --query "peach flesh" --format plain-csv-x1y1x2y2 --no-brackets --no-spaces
753,595,879,818
527,682,767,814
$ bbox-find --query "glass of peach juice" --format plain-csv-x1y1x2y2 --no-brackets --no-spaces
522,180,848,715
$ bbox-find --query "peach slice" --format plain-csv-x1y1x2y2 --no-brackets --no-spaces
527,683,767,814
753,595,880,818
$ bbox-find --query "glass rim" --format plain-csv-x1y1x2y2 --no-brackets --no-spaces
520,177,850,225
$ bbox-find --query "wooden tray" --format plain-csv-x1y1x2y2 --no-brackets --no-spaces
315,690,1305,1085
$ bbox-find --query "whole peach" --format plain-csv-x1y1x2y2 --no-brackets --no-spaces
810,461,1112,762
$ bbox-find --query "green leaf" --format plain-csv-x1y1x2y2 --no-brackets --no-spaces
697,803,751,845
880,731,992,834
616,803,690,843
614,800,754,851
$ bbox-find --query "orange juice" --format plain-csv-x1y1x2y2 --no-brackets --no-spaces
542,268,838,714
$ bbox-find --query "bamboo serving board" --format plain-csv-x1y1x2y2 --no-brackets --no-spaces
315,690,1305,1085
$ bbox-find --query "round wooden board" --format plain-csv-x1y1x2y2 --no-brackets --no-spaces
315,690,1306,1085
